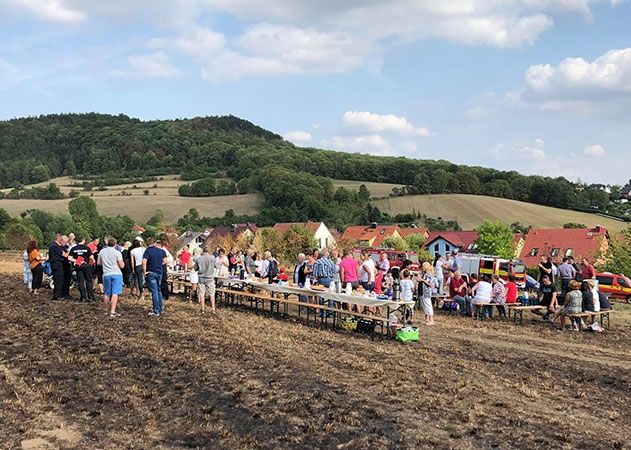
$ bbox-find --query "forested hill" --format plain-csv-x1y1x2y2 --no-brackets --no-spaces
0,113,611,213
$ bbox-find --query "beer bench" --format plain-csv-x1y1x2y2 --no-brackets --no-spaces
564,309,614,331
508,305,546,324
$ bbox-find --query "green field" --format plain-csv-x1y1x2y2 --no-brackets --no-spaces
374,194,629,232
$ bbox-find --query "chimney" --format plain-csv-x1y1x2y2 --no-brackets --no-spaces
231,224,236,232
370,222,377,229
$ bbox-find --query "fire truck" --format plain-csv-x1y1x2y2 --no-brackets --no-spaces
457,253,527,286
353,248,420,271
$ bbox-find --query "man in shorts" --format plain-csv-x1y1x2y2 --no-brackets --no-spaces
97,237,125,317
194,246,217,314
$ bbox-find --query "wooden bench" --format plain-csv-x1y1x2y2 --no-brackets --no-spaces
508,305,546,324
564,309,614,331
472,302,512,320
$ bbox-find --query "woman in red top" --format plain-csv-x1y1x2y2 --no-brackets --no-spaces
505,273,518,303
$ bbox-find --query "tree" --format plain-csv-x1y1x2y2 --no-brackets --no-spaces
357,184,371,203
404,233,426,251
563,223,586,229
0,208,11,231
430,169,450,194
381,236,407,251
475,220,515,258
147,209,166,229
597,229,631,278
3,220,43,250
413,171,431,194
456,171,481,194
64,160,77,176
281,225,317,263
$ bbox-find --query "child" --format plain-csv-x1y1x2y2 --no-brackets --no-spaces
382,270,394,297
399,269,415,324
419,262,436,325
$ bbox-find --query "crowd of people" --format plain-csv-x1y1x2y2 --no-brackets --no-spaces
22,235,611,331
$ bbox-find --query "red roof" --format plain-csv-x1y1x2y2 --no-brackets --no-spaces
342,225,400,248
423,231,479,251
132,224,145,232
519,226,608,267
208,223,258,240
398,227,429,238
273,222,323,235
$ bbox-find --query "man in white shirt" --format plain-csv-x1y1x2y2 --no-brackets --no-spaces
360,249,376,292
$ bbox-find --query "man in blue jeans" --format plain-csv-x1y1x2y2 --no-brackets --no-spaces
142,237,167,317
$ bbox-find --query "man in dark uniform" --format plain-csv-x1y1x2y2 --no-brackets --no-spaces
48,234,67,300
60,235,72,299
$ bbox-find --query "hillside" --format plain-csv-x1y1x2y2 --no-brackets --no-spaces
374,194,629,232
0,177,400,223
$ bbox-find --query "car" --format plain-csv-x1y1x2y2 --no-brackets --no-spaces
595,272,631,303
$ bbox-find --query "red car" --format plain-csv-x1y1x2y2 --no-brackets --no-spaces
595,272,631,303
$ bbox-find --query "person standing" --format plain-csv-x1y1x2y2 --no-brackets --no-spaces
143,238,168,317
179,245,191,271
60,235,72,299
121,241,132,288
580,257,596,281
194,246,217,314
557,257,576,295
129,239,145,300
359,249,376,292
22,247,33,292
433,253,444,295
293,253,307,286
48,234,66,300
312,248,335,288
68,236,95,302
491,274,507,318
339,250,359,291
88,238,103,294
419,262,436,325
97,238,125,317
26,240,43,294
537,255,553,284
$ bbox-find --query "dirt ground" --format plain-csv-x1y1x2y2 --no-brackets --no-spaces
1,253,630,449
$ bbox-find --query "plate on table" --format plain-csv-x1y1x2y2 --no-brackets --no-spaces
310,286,326,292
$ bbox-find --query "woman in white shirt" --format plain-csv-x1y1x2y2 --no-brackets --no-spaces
471,274,493,318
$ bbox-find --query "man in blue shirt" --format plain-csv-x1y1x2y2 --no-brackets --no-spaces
142,237,167,316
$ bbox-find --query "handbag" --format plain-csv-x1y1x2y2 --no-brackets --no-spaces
338,317,358,331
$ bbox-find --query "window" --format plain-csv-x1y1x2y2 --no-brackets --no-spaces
528,248,539,257
618,277,630,288
596,275,614,286
565,248,573,257
551,248,560,257
434,244,439,252
319,238,323,249
481,260,494,270
325,237,329,248
445,245,451,252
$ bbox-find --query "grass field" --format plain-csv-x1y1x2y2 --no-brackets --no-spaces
374,194,630,232
1,252,630,449
0,176,262,223
331,179,403,198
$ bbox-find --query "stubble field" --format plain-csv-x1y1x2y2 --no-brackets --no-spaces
1,252,630,449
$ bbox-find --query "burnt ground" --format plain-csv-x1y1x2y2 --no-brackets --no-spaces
1,253,630,449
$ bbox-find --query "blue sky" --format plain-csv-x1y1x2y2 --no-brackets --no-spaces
1,0,630,184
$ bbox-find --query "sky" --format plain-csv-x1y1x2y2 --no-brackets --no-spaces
1,1,630,185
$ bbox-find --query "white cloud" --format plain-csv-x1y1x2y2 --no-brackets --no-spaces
2,0,86,23
109,51,181,79
284,130,312,145
0,57,23,90
584,144,605,156
342,111,431,137
322,134,393,156
491,138,546,160
147,27,225,60
202,25,375,82
521,47,631,107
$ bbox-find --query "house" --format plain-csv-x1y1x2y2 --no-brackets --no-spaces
176,229,212,253
131,224,145,235
423,231,479,257
342,224,401,248
398,226,430,240
273,222,336,250
206,223,258,242
519,226,609,267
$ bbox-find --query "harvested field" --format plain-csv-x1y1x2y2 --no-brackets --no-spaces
1,252,630,449
375,194,630,232
331,180,404,199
